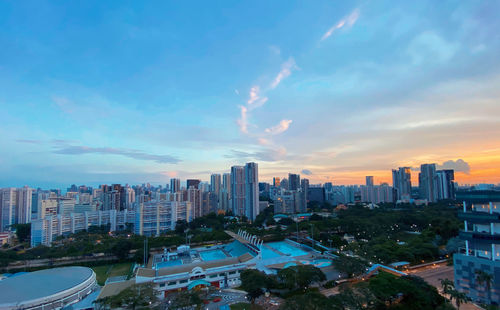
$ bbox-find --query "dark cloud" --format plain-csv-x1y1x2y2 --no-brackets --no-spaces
53,145,180,164
437,159,471,174
301,169,312,175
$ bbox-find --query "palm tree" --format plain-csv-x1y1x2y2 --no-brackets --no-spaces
440,278,455,295
475,269,493,304
450,289,469,310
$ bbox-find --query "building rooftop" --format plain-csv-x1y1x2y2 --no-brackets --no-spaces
0,266,94,306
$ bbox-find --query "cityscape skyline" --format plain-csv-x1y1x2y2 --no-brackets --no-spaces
1,1,500,188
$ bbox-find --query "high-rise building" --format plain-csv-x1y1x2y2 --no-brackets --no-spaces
437,169,455,200
288,173,300,191
455,201,500,304
0,188,17,231
231,166,245,217
16,186,32,224
392,167,412,200
324,182,333,192
187,187,202,218
273,177,281,187
170,178,181,193
366,176,374,187
301,178,310,206
419,164,438,202
245,162,259,221
187,179,201,190
210,174,221,196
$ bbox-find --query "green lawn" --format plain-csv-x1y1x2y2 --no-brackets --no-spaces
92,262,132,285
230,303,263,310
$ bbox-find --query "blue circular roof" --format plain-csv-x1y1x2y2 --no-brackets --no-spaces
0,266,94,305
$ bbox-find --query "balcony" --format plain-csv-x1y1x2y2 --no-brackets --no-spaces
458,211,500,223
457,247,498,261
459,231,500,242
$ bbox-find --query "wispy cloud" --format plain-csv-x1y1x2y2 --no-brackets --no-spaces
53,145,180,164
16,139,42,144
270,57,297,89
301,169,313,175
247,86,268,109
237,106,249,134
321,8,360,41
265,119,293,135
226,146,287,162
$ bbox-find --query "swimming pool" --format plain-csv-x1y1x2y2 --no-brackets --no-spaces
300,258,332,268
266,241,308,257
199,249,228,261
156,259,183,269
260,246,280,259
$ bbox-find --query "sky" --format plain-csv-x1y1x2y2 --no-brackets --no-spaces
1,0,500,188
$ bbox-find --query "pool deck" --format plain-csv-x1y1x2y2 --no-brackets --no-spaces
224,230,261,252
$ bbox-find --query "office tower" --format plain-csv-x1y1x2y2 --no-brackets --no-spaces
32,191,39,220
308,187,325,204
455,201,500,304
0,188,17,231
324,182,333,192
366,176,374,187
419,164,438,202
273,177,281,187
280,178,289,190
187,179,201,189
245,162,259,220
220,173,232,212
170,178,181,193
16,186,32,224
288,173,301,191
301,178,310,208
231,166,245,217
210,174,221,196
392,167,412,200
437,170,455,200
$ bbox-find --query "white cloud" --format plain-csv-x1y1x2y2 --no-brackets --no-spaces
258,138,271,145
265,119,293,135
247,86,268,109
237,106,249,134
321,8,360,41
270,57,297,89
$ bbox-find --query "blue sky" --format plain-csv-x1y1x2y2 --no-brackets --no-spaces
1,0,500,188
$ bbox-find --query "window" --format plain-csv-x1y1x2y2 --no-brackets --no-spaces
219,273,225,277
168,281,177,286
229,271,236,275
179,279,188,284
159,283,165,287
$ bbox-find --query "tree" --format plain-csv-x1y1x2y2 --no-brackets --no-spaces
111,239,132,261
333,255,367,278
240,269,274,302
12,223,31,243
281,289,334,310
96,283,158,310
277,265,326,291
440,278,455,295
167,290,202,309
475,269,493,304
449,289,469,310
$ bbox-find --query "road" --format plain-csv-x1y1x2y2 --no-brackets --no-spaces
204,289,248,310
410,264,482,310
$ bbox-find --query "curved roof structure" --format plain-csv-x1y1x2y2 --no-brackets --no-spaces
0,266,96,308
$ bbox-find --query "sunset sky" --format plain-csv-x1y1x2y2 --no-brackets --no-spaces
1,1,499,188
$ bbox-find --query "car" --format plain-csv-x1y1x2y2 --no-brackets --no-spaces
213,297,222,302
203,300,210,304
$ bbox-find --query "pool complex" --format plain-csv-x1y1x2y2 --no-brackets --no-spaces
224,240,256,257
199,249,228,261
156,259,183,269
266,241,308,257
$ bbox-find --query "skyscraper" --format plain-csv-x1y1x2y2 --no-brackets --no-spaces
436,169,455,200
231,166,245,217
170,178,181,193
392,167,412,200
273,177,281,187
0,188,17,231
288,173,300,191
16,186,32,224
245,162,259,221
419,164,438,202
210,174,221,196
187,179,201,189
366,176,374,187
